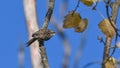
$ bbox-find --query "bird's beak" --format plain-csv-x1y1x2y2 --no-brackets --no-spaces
51,31,55,36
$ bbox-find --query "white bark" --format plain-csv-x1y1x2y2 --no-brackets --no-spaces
23,0,43,68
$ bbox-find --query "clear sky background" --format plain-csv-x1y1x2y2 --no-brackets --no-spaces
0,0,120,68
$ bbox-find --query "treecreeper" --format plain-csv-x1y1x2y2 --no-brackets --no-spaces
26,29,55,47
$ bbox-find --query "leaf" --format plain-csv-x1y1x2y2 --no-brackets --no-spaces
81,0,94,6
63,11,81,28
74,18,88,32
98,19,115,39
105,57,117,68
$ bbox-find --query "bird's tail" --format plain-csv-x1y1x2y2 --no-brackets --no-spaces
26,38,37,47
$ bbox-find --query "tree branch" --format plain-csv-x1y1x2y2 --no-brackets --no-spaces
39,41,49,68
23,0,43,68
39,0,55,68
102,0,120,67
42,0,55,29
102,38,112,68
110,0,120,24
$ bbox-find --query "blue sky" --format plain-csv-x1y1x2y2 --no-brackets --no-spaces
0,0,120,68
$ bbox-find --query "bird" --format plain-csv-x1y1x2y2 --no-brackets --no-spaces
26,29,55,47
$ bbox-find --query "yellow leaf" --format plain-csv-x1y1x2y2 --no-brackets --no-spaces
98,19,115,39
105,57,117,68
63,11,81,28
74,18,88,32
81,0,94,6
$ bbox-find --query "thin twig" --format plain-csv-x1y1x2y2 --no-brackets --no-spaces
83,61,101,68
74,0,80,12
102,0,120,67
39,0,55,68
39,41,49,68
92,1,98,10
102,38,112,68
72,0,80,15
105,0,120,58
109,0,120,58
42,0,55,29
110,0,120,24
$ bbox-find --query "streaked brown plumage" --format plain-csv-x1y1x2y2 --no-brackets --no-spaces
26,29,55,47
